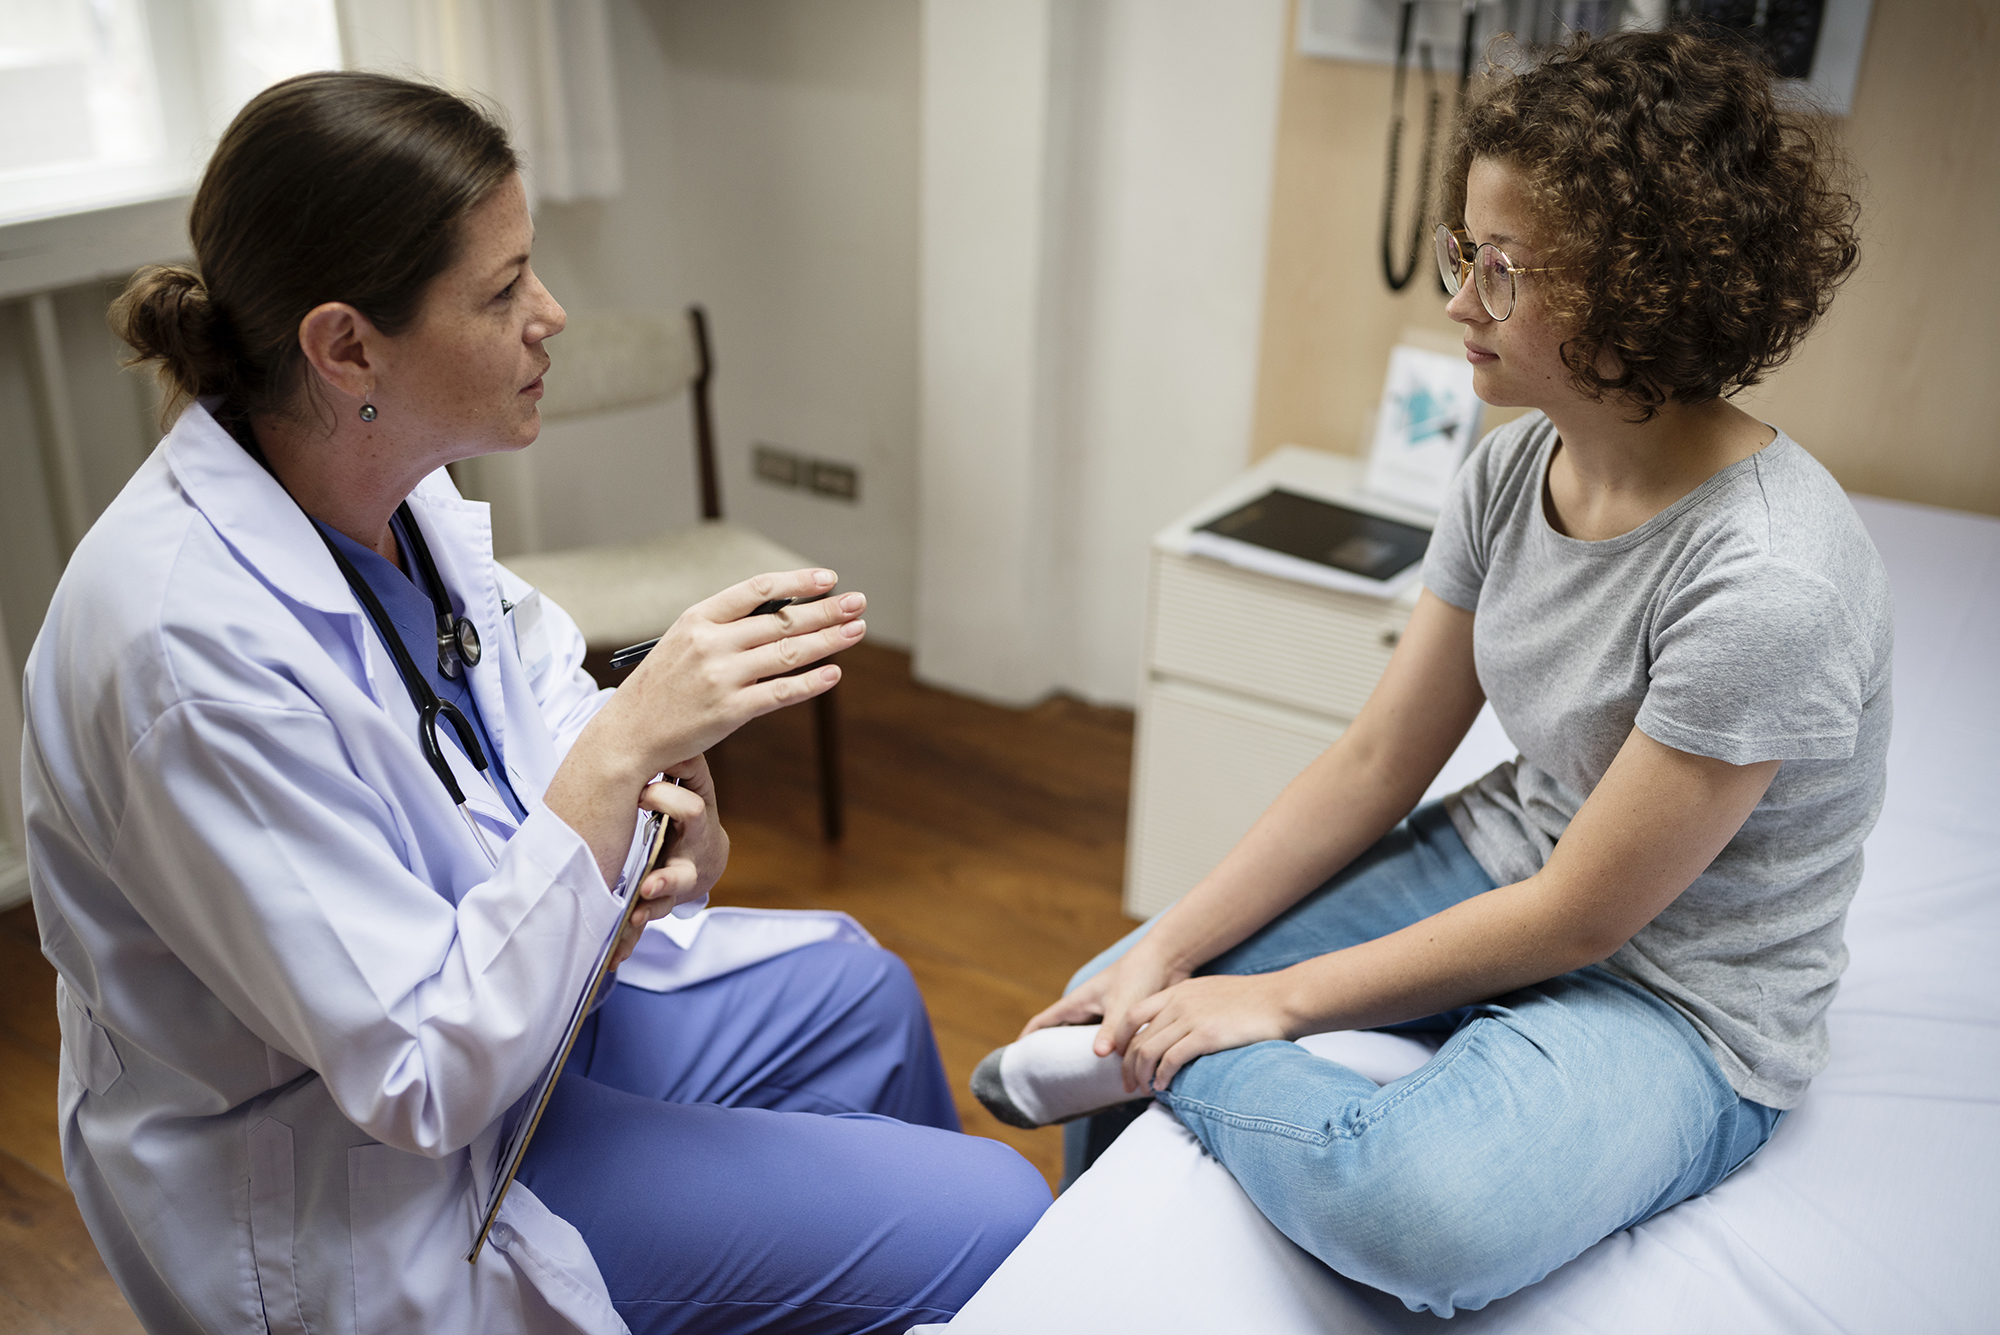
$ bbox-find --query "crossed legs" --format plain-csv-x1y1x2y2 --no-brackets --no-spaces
1066,805,1778,1315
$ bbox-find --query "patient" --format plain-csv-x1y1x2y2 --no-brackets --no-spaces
976,24,1884,1317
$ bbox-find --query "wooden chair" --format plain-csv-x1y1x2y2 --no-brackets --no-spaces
506,306,844,840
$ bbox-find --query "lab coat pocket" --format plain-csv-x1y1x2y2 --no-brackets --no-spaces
346,1142,470,1333
505,588,553,678
53,979,123,1098
248,1119,308,1334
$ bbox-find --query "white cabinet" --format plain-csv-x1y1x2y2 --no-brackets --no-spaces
1123,448,1428,919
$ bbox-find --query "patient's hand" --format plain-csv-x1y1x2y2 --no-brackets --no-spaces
1119,972,1297,1093
1020,946,1189,1091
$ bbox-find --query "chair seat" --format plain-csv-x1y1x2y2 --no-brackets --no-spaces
505,520,816,650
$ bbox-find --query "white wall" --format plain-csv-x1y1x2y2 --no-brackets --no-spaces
1,0,1285,716
913,0,1067,704
522,0,1288,692
505,0,924,646
916,0,1288,707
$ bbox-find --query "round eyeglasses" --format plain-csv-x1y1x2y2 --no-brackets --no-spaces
1434,224,1565,322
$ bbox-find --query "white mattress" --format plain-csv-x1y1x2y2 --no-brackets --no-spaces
922,496,2000,1335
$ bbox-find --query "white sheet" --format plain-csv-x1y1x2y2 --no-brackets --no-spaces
923,496,2000,1334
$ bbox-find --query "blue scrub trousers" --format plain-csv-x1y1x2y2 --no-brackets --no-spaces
1064,804,1780,1317
518,941,1050,1334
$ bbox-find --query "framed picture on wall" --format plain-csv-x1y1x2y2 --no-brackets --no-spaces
1362,343,1481,515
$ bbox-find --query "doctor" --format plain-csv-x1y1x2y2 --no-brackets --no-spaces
23,71,1046,1335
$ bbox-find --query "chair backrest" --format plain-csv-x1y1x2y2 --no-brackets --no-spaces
539,306,722,520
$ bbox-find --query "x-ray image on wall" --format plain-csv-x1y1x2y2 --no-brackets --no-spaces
1670,0,1828,80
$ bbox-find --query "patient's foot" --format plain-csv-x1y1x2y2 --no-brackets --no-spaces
971,1025,1142,1129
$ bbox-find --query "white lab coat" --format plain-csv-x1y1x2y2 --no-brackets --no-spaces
21,403,842,1334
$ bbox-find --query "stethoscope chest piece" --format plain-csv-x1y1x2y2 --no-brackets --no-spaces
439,614,482,678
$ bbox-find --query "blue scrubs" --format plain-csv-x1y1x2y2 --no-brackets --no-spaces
326,520,1050,1332
523,949,1050,1334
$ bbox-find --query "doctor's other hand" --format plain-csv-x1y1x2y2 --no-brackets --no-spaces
608,568,864,776
608,759,727,971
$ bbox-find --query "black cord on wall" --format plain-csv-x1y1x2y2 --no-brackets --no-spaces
1379,1,1441,292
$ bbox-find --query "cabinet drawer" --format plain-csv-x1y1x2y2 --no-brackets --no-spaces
1124,677,1345,919
1147,550,1414,721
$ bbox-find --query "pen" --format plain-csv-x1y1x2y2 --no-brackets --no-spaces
608,591,832,673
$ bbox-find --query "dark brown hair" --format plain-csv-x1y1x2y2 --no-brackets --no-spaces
1441,26,1860,421
112,71,519,430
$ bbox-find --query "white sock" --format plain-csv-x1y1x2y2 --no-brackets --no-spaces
975,1024,1137,1127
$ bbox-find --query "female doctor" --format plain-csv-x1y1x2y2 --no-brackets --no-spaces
23,72,1046,1335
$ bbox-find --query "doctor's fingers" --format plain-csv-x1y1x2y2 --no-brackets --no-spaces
738,617,866,682
638,778,707,825
728,589,867,649
697,567,840,624
636,858,700,906
732,663,844,726
661,754,716,798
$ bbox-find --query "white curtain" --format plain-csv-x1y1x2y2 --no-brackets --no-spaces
335,0,623,205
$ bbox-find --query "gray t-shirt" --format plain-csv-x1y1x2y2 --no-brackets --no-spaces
1423,412,1892,1109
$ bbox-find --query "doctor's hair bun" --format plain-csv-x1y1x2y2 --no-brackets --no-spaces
111,265,235,423
110,70,520,432
1443,24,1859,422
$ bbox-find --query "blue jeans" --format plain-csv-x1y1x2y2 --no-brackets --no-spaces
1065,805,1780,1317
519,941,1051,1333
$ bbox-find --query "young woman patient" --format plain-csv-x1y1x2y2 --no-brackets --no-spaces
976,25,1881,1316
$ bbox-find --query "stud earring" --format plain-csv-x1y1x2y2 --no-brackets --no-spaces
359,394,378,423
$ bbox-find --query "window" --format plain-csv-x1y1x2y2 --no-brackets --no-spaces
0,0,341,227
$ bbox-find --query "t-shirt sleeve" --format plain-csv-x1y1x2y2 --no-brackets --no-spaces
1637,554,1870,765
1421,428,1500,612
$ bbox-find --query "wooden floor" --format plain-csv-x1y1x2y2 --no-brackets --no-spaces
0,642,1137,1331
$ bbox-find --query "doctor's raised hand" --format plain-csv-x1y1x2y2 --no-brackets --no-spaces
594,574,869,963
545,563,865,896
248,155,862,900
27,70,1044,1335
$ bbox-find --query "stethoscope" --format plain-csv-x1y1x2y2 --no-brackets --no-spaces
309,500,504,865
1379,1,1480,293
237,433,494,835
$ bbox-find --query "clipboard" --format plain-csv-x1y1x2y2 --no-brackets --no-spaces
466,803,677,1263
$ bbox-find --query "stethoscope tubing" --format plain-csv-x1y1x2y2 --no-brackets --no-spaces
312,529,492,797
238,434,498,849
393,500,484,681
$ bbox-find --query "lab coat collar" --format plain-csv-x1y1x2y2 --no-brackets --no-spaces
166,401,555,806
163,401,365,621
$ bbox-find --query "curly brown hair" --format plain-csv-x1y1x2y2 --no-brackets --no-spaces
1441,25,1859,421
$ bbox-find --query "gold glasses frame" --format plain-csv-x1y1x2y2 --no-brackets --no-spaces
1434,224,1566,322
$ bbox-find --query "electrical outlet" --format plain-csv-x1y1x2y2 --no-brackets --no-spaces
807,461,859,502
754,443,859,502
753,444,801,487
